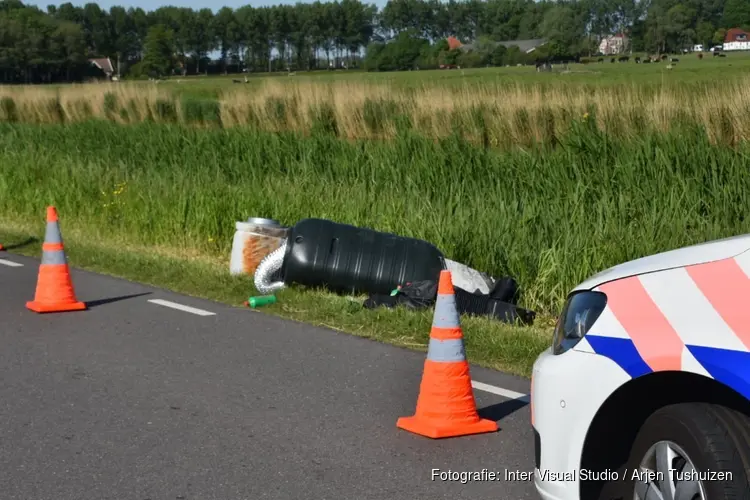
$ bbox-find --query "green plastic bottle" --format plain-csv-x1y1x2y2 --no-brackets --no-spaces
247,295,277,308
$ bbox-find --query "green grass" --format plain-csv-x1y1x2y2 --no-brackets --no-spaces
160,51,750,99
1,120,749,376
0,225,551,378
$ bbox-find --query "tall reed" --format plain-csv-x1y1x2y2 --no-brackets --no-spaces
1,121,748,315
1,80,749,148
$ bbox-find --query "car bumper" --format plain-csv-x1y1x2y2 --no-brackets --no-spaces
534,474,567,500
531,345,631,500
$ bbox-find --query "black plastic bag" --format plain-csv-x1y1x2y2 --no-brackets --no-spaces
454,287,536,325
486,277,519,304
363,280,437,310
363,278,536,326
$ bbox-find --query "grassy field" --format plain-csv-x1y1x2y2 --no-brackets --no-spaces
1,119,750,376
137,49,750,93
1,53,749,148
1,57,749,377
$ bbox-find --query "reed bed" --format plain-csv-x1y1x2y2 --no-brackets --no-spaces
1,79,749,148
1,121,749,316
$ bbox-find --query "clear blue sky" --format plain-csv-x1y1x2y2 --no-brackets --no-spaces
25,0,388,12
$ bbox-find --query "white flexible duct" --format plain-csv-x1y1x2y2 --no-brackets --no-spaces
254,241,287,294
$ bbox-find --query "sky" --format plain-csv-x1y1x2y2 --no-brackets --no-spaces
25,0,389,12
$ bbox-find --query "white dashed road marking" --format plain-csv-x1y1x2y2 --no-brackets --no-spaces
148,299,216,317
472,381,530,403
0,259,23,267
145,298,524,399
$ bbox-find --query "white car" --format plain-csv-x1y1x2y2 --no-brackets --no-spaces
531,234,750,500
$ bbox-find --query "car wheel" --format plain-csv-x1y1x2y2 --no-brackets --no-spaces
620,403,750,500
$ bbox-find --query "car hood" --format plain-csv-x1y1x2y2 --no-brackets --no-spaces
573,233,750,291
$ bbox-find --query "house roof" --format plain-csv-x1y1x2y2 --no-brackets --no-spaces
600,34,627,43
446,36,463,50
90,58,114,74
460,38,547,54
725,28,749,43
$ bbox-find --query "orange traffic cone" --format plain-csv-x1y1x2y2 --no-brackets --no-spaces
397,270,498,438
26,207,86,313
0,243,4,251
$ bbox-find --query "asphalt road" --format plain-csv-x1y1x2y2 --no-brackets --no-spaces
0,253,536,500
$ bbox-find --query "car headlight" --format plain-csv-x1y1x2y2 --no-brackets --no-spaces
552,291,607,355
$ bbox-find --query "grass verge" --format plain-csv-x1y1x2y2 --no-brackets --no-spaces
3,119,749,378
0,224,552,378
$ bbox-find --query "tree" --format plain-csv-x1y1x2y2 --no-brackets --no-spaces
211,6,239,73
186,8,214,74
470,34,496,65
0,0,746,81
82,2,112,57
141,23,174,77
110,5,138,77
490,43,507,65
666,4,697,50
696,20,715,46
541,4,583,57
52,20,87,80
363,29,428,71
713,27,727,44
505,45,526,65
363,41,385,70
722,0,750,29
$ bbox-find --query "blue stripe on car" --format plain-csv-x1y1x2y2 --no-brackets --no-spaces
585,335,653,378
686,345,750,400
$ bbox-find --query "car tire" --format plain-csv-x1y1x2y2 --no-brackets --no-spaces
609,403,750,500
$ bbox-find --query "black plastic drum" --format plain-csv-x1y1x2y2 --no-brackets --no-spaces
281,218,445,295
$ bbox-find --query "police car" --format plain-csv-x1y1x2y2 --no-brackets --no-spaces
531,234,750,500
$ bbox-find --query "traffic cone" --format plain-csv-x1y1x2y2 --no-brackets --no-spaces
397,270,498,438
26,206,86,313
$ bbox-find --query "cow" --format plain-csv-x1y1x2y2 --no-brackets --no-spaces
536,61,553,72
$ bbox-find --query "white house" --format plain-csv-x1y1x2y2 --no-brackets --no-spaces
724,28,750,51
599,34,628,55
89,58,116,80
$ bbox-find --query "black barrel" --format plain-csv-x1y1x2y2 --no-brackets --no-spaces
281,218,445,295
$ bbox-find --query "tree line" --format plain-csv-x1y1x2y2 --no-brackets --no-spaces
0,0,748,83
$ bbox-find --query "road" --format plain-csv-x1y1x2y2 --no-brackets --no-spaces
0,253,537,500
